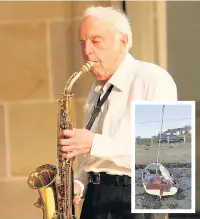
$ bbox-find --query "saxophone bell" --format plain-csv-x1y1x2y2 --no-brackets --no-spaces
27,164,59,219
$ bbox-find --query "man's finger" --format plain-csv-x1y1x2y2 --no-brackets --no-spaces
57,192,62,200
60,145,78,152
59,129,76,138
73,196,81,205
59,138,76,146
62,150,80,159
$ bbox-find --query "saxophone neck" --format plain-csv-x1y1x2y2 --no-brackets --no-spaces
63,61,94,95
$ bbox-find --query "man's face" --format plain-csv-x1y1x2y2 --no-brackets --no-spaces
79,16,125,81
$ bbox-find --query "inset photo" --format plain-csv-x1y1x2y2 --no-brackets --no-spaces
131,101,195,214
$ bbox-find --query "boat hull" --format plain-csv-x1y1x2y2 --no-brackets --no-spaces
142,162,178,198
143,183,178,197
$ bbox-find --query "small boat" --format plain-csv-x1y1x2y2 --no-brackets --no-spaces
142,162,178,198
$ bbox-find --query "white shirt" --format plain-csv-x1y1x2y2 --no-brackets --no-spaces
74,53,177,194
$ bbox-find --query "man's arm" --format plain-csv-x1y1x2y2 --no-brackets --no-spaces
90,134,131,168
90,114,132,169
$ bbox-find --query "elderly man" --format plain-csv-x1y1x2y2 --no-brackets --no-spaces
59,6,177,219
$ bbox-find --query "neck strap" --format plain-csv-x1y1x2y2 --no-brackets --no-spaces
86,84,114,130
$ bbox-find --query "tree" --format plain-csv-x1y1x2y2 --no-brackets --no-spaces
183,125,191,133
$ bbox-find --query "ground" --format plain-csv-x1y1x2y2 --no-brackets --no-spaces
135,143,192,210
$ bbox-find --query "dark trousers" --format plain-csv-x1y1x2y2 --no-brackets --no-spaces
80,182,148,219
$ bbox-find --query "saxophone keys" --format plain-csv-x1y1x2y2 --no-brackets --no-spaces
34,197,43,209
52,214,60,219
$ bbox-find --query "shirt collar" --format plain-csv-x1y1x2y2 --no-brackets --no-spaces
93,53,135,94
108,53,134,92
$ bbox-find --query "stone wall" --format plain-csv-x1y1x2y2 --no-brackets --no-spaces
0,2,110,219
166,1,200,101
166,2,200,210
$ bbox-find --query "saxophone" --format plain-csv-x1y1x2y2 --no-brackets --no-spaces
27,61,94,219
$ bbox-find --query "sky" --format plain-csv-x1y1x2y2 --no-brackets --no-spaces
134,104,193,138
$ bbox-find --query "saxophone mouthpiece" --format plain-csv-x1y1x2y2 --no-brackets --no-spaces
87,61,94,66
81,61,94,73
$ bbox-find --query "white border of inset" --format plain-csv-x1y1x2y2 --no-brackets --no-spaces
131,100,195,214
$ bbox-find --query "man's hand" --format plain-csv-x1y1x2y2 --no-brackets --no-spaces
57,182,83,205
73,182,82,205
59,128,94,159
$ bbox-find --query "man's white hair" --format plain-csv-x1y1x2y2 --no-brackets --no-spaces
82,6,133,51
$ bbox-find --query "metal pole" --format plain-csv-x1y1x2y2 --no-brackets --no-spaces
156,105,165,173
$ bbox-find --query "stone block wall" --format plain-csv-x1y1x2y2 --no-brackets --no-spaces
0,1,110,219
